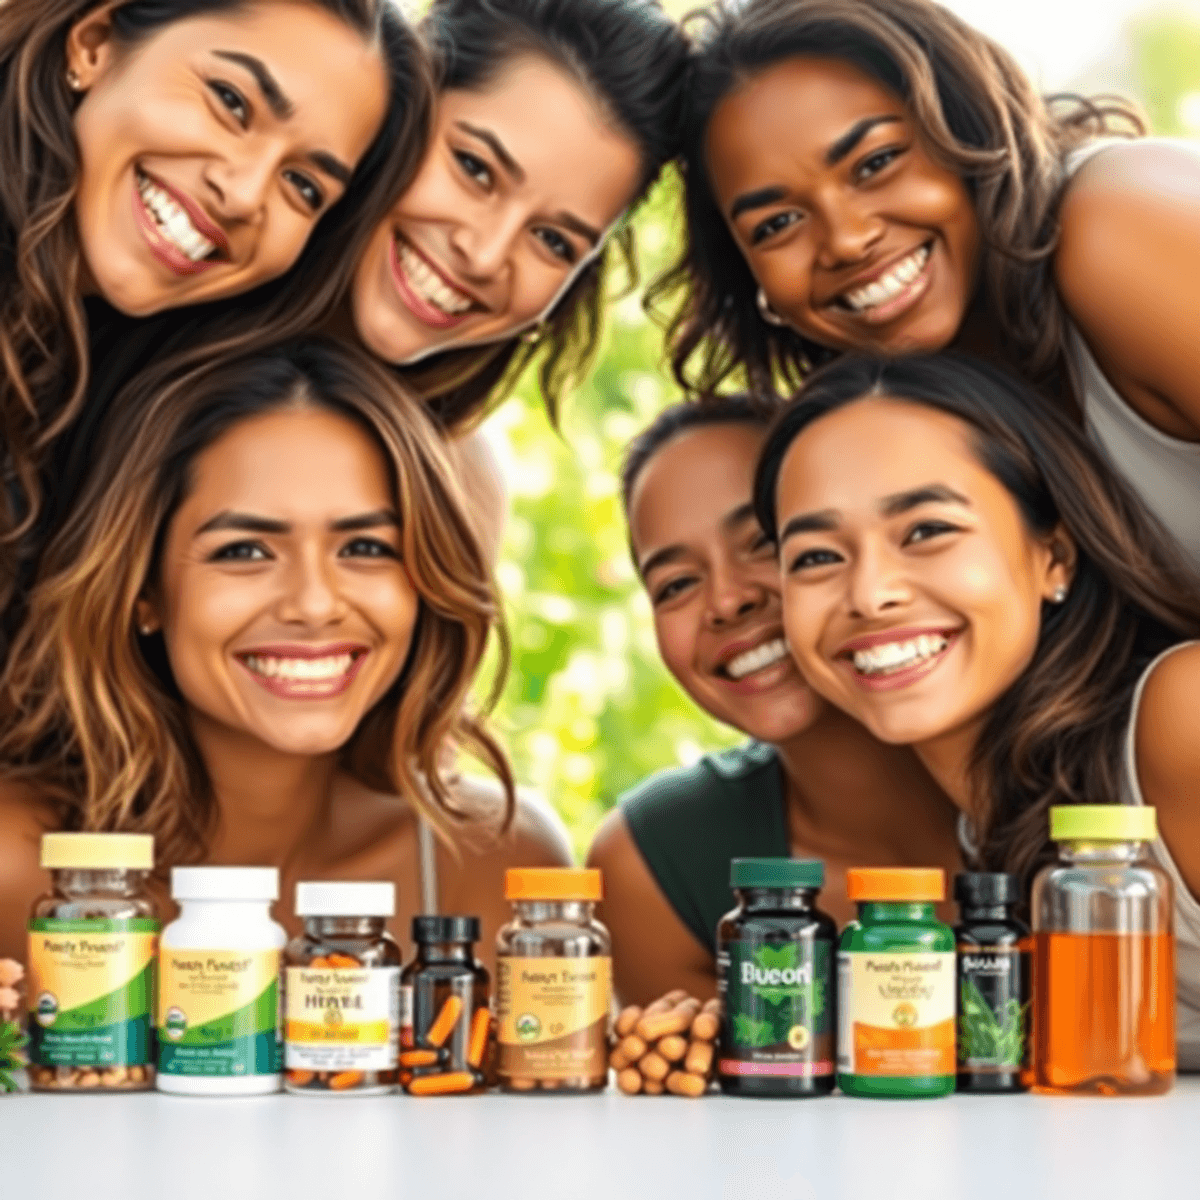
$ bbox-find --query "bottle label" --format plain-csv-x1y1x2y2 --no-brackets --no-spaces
957,944,1031,1074
716,938,834,1077
27,917,158,1067
495,955,611,1080
157,948,281,1077
837,950,955,1077
284,966,399,1071
399,983,414,1048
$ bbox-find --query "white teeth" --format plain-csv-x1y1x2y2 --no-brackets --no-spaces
243,653,355,682
725,638,789,681
843,244,930,312
397,241,472,315
852,633,948,676
136,169,217,263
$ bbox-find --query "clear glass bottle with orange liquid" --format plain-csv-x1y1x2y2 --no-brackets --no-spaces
1032,805,1175,1095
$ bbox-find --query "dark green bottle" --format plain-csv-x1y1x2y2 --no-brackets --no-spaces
716,858,837,1097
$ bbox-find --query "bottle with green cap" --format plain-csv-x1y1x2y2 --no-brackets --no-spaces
1032,805,1175,1095
716,858,837,1096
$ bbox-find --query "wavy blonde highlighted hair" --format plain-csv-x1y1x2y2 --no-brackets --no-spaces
0,339,513,865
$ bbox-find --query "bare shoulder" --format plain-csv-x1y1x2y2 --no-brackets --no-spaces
0,779,58,961
585,808,715,1006
1135,643,1200,780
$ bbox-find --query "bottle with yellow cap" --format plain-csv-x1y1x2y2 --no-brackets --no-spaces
1032,805,1174,1095
495,868,611,1093
837,868,955,1097
27,833,159,1092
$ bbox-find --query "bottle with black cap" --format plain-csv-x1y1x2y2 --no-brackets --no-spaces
954,873,1031,1093
400,915,490,1091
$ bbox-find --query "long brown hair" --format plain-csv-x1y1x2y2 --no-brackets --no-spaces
654,0,1143,400
0,0,430,582
0,339,514,867
753,354,1200,889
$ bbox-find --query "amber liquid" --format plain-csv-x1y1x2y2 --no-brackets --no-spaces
1033,932,1175,1095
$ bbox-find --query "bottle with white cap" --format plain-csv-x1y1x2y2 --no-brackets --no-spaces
284,881,400,1096
156,866,286,1095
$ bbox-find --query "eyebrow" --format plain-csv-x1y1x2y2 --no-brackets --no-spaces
213,51,352,186
637,502,760,579
727,115,904,221
195,509,399,536
825,115,902,167
456,121,524,183
778,483,971,543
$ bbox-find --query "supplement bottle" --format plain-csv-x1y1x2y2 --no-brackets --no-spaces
27,833,158,1092
838,868,955,1098
400,916,491,1095
1032,805,1174,1096
953,872,1030,1093
284,881,401,1096
716,858,837,1097
158,867,286,1095
495,868,611,1093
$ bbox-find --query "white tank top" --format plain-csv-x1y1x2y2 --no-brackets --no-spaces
1063,139,1200,572
1120,642,1200,1070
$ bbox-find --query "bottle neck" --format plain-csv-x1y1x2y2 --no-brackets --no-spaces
52,868,147,897
511,899,594,923
179,899,273,921
858,901,936,922
415,941,475,964
303,916,388,939
959,904,1011,922
1058,839,1144,865
736,886,818,912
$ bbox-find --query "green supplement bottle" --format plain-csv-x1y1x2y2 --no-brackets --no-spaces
954,872,1030,1093
716,858,836,1097
838,868,955,1098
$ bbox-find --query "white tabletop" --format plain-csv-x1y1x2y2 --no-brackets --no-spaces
3,1078,1197,1200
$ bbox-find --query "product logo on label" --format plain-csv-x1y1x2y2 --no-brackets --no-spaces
515,1013,542,1041
163,1007,187,1041
740,943,813,998
892,1002,918,1027
35,992,58,1027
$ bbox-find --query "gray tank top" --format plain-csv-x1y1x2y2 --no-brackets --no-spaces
1064,139,1200,572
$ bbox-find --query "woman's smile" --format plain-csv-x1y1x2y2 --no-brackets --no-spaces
237,642,371,700
835,626,962,692
389,234,480,329
132,167,229,274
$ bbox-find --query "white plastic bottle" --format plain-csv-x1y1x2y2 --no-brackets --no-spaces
157,867,286,1095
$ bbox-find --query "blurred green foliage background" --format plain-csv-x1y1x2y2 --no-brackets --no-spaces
476,7,1200,858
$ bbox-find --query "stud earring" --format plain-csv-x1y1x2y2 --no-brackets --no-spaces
756,286,787,327
1052,585,1068,604
520,322,546,347
66,68,82,90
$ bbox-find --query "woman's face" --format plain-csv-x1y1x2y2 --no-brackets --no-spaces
705,56,980,356
774,397,1069,752
149,405,418,758
350,53,642,363
69,1,388,316
628,422,824,743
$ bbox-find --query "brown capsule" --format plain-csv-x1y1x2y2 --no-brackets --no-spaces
618,1034,647,1061
638,1051,669,1082
128,1066,147,1084
540,1079,561,1091
684,1040,714,1076
690,1011,720,1042
617,1068,642,1095
636,999,699,1043
666,1070,708,1098
642,1078,664,1095
77,1072,101,1089
329,1071,365,1091
609,1045,633,1071
614,1006,643,1037
657,1035,687,1062
286,1069,315,1087
507,1077,537,1091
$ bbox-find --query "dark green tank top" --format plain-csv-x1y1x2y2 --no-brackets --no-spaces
619,742,788,954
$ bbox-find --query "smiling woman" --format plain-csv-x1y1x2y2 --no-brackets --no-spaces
0,0,418,633
753,353,1200,1065
659,0,1200,573
0,340,568,970
348,0,690,429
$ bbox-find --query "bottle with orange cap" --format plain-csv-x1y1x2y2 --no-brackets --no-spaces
837,868,956,1098
495,868,611,1093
